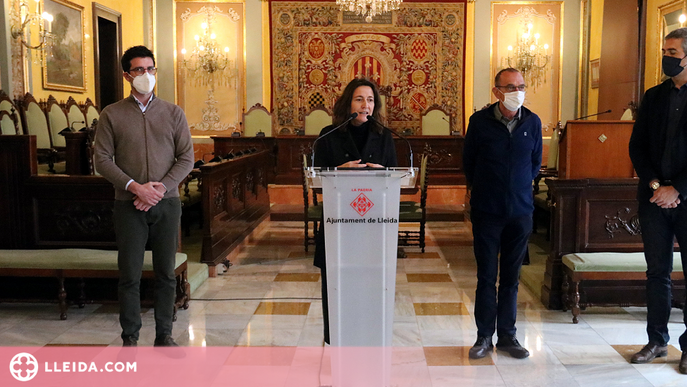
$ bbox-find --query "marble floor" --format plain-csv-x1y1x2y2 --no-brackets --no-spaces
1,221,687,386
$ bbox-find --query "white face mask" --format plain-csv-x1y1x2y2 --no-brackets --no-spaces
132,72,156,94
500,90,526,112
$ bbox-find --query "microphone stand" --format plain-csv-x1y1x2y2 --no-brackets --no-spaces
367,115,414,174
310,113,358,168
560,110,612,142
574,109,611,120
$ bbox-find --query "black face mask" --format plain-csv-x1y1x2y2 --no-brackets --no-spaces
663,55,687,77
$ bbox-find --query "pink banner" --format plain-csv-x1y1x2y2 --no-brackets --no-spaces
2,347,430,387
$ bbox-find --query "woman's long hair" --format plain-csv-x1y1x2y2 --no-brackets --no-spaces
332,78,384,134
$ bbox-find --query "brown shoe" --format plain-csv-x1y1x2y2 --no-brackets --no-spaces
631,343,668,364
679,352,687,374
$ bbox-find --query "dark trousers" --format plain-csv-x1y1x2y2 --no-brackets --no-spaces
114,198,181,340
638,201,687,350
471,212,531,338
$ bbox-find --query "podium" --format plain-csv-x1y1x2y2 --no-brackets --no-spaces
307,167,416,386
558,120,635,179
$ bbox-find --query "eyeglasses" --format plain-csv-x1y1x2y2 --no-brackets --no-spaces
128,67,157,76
496,85,526,92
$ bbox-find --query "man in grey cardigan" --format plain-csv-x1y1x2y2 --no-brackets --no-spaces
94,46,194,347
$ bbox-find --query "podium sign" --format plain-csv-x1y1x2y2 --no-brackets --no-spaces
317,168,410,386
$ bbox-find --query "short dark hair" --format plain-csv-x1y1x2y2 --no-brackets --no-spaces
666,28,687,54
121,45,155,73
332,78,384,134
494,67,521,86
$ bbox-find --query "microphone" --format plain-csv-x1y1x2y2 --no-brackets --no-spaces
310,113,358,167
71,120,86,131
574,109,611,120
366,115,414,172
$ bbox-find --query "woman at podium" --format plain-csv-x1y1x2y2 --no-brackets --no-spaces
313,78,397,343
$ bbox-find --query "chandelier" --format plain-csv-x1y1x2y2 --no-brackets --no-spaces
504,23,551,91
179,7,236,87
10,0,54,51
336,0,403,23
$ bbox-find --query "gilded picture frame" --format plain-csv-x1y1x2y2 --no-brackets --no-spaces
42,0,86,93
590,58,600,89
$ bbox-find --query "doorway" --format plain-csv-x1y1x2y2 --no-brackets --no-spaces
92,3,122,110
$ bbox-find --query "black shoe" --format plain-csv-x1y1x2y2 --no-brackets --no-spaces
496,335,530,359
468,336,493,359
122,336,137,347
679,352,687,374
154,335,179,347
630,343,668,364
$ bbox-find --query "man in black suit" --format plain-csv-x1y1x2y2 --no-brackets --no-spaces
629,27,687,374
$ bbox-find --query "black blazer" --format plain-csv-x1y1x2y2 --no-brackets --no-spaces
312,121,398,268
313,122,398,168
629,79,687,202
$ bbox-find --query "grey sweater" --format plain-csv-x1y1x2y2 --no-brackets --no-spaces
94,95,194,200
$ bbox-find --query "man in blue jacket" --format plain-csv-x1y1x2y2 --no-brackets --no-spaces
463,68,542,359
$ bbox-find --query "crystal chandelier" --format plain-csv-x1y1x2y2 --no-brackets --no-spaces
179,8,235,87
10,0,55,51
336,0,403,23
504,23,551,91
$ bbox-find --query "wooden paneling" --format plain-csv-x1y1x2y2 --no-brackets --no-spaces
0,135,36,248
213,135,466,186
541,178,683,310
200,151,271,270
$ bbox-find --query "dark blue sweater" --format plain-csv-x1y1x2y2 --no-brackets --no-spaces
463,103,543,218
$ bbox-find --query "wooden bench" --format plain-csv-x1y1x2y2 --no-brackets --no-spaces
561,252,684,323
0,249,190,320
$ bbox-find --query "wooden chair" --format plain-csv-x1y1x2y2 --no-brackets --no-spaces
304,106,332,136
0,91,21,135
46,96,69,148
0,90,22,135
65,96,87,131
82,98,100,129
302,154,323,252
533,123,561,239
399,154,429,252
242,103,272,137
421,105,452,136
17,92,58,172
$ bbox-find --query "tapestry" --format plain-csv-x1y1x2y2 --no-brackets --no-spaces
270,0,466,135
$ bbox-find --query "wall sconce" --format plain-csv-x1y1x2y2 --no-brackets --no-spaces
10,0,54,51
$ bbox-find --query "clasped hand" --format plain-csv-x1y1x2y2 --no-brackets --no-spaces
130,181,166,212
650,186,681,209
338,159,384,168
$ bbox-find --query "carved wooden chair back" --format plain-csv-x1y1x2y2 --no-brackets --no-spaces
46,96,69,148
0,90,24,134
19,93,53,149
0,91,21,135
304,106,332,136
83,98,100,128
421,106,451,136
65,96,87,131
242,103,272,137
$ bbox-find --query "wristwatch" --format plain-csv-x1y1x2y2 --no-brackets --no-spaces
650,180,661,191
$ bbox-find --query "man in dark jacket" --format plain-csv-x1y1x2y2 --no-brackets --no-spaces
629,27,687,374
463,68,542,359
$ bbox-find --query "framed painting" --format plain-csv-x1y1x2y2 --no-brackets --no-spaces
43,0,86,93
590,58,600,89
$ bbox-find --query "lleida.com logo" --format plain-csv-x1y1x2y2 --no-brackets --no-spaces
9,351,136,382
9,352,38,382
